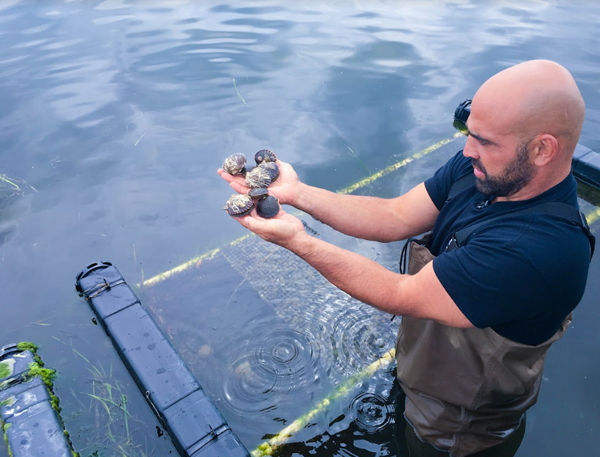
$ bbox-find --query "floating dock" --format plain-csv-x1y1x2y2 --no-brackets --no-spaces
75,262,250,457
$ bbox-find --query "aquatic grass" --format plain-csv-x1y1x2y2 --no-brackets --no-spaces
346,145,372,176
48,335,149,455
0,175,20,192
66,343,148,457
232,78,248,106
0,173,36,217
134,130,146,146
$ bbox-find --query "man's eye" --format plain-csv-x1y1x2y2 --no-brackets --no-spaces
478,138,490,146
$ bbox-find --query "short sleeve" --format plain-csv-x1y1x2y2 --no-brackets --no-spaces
432,236,552,328
425,151,472,210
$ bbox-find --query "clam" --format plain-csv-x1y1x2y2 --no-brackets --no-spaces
256,195,280,218
222,153,247,175
248,188,269,199
223,194,254,217
245,162,279,188
254,149,277,165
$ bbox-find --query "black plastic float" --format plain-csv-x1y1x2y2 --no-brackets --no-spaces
573,144,600,191
0,344,75,457
75,262,250,457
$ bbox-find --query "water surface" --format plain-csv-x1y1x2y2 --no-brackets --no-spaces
1,1,599,456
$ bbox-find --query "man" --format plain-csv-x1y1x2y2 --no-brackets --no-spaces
218,60,594,456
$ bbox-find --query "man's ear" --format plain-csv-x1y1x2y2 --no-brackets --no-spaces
531,134,559,167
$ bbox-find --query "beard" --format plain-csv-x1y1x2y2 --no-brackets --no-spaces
472,142,535,197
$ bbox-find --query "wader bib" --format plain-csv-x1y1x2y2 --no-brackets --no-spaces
394,172,595,456
396,236,570,456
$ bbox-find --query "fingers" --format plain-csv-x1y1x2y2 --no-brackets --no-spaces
231,212,265,234
218,168,251,194
217,168,235,183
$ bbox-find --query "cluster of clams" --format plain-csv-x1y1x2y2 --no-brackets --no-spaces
223,149,281,219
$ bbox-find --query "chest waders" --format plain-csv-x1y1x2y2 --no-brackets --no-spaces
395,177,595,457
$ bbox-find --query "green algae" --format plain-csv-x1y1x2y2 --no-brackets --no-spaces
15,342,37,353
27,362,56,387
0,362,12,379
2,420,12,457
0,397,15,408
0,343,79,457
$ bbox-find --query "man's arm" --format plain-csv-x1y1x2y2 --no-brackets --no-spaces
219,160,440,242
292,181,439,242
234,210,473,328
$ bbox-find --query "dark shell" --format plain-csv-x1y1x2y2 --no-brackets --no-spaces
256,195,280,218
254,149,277,165
248,188,269,199
223,194,254,217
222,153,247,175
245,162,279,188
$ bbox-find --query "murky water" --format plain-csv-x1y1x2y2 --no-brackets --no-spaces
1,1,600,456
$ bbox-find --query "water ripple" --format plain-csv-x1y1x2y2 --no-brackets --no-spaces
328,305,398,378
219,319,321,416
349,392,393,433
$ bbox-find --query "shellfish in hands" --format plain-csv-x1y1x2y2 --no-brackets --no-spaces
248,188,280,218
223,194,254,217
256,195,280,218
222,153,247,176
245,162,279,188
254,149,277,165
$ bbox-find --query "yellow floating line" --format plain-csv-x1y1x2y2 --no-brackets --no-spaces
250,348,396,457
140,234,254,287
339,133,463,195
142,135,462,288
585,206,600,227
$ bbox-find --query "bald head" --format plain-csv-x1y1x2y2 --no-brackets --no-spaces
473,60,585,158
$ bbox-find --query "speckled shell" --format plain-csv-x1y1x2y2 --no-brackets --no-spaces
223,194,254,217
256,195,280,218
222,153,247,175
254,149,277,165
248,188,269,199
245,162,279,188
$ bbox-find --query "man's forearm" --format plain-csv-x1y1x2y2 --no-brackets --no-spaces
291,182,437,242
285,231,409,316
282,231,471,328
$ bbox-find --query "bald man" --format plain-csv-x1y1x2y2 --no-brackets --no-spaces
218,60,595,456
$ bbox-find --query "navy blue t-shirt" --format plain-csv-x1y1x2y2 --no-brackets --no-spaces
424,151,592,346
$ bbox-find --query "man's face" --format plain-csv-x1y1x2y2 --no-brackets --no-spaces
471,141,535,197
462,100,536,198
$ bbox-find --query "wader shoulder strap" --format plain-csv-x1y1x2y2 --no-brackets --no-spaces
445,168,475,202
452,202,595,259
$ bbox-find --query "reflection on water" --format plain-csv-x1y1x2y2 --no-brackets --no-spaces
0,1,600,457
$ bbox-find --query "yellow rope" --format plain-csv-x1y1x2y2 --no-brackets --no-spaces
339,133,462,195
585,206,600,227
250,348,396,457
140,236,252,287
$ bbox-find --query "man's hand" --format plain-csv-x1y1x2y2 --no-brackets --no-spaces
217,160,300,206
232,208,306,248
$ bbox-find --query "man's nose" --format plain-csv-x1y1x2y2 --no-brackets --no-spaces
462,136,478,160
